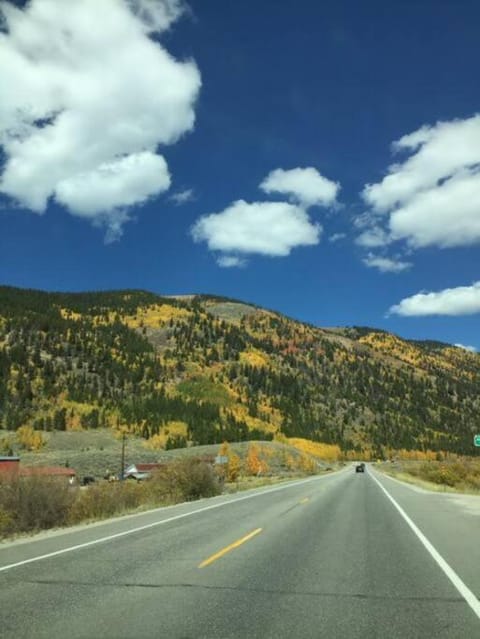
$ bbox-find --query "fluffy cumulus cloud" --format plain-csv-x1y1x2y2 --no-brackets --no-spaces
260,167,339,208
192,166,339,267
191,199,322,268
360,115,480,250
362,253,412,273
390,282,480,316
192,200,320,257
55,152,171,216
0,0,200,238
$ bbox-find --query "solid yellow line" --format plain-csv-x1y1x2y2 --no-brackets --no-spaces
198,528,263,568
299,497,310,504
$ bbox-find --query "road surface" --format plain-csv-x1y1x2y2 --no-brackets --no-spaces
0,466,479,638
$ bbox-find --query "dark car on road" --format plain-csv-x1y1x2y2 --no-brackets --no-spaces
355,463,365,473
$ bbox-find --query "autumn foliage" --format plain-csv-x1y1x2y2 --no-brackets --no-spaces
287,438,341,462
16,425,45,451
245,443,268,476
217,442,241,482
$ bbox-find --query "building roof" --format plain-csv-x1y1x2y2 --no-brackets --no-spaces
20,466,76,477
135,463,163,472
124,471,150,481
0,456,20,462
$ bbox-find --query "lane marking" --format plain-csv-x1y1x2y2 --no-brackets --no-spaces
369,471,480,620
0,469,348,574
198,528,262,568
299,497,310,504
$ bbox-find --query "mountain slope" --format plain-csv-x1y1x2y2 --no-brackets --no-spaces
0,285,479,455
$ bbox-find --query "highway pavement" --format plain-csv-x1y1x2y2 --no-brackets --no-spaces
0,466,479,638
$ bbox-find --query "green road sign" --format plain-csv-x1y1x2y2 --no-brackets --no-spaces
474,435,480,447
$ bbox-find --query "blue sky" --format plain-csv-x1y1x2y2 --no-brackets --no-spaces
0,0,479,350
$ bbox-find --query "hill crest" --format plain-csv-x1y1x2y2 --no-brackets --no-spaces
0,285,478,456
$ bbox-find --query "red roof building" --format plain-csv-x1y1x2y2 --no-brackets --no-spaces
0,456,20,476
20,466,76,478
134,463,164,473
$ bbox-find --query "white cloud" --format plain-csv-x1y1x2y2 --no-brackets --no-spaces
260,167,339,208
355,226,390,248
0,0,200,239
389,170,480,248
125,0,184,33
192,166,340,266
170,188,195,205
363,253,412,273
364,115,480,212
191,200,321,257
360,115,480,250
454,344,477,353
216,255,247,268
55,152,170,216
390,282,480,316
328,232,346,243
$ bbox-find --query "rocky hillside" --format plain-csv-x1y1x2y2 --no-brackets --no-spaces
1,285,479,456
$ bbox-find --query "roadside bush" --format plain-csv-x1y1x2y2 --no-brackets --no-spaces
0,458,221,538
70,459,220,524
465,473,480,490
412,461,477,488
0,476,74,536
69,481,144,524
299,453,318,475
0,509,14,536
148,458,221,504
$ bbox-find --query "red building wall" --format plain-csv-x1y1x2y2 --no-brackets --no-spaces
0,459,20,476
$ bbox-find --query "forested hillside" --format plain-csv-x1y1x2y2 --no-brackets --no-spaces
1,285,479,456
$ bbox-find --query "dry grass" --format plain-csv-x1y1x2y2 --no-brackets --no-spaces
0,458,221,538
223,469,336,493
379,459,480,494
0,476,74,536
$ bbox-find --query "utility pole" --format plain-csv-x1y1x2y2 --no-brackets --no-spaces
120,431,126,480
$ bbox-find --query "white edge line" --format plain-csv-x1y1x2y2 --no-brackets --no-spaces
0,469,346,574
369,470,480,620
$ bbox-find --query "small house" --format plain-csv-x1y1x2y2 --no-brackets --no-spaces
123,462,163,481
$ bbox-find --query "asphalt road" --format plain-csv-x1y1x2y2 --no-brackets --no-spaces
0,467,479,638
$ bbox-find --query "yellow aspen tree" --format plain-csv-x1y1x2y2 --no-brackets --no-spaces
16,425,45,451
227,452,241,482
245,443,262,476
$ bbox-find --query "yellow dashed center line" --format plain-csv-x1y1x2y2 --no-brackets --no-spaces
198,528,263,568
299,497,310,504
